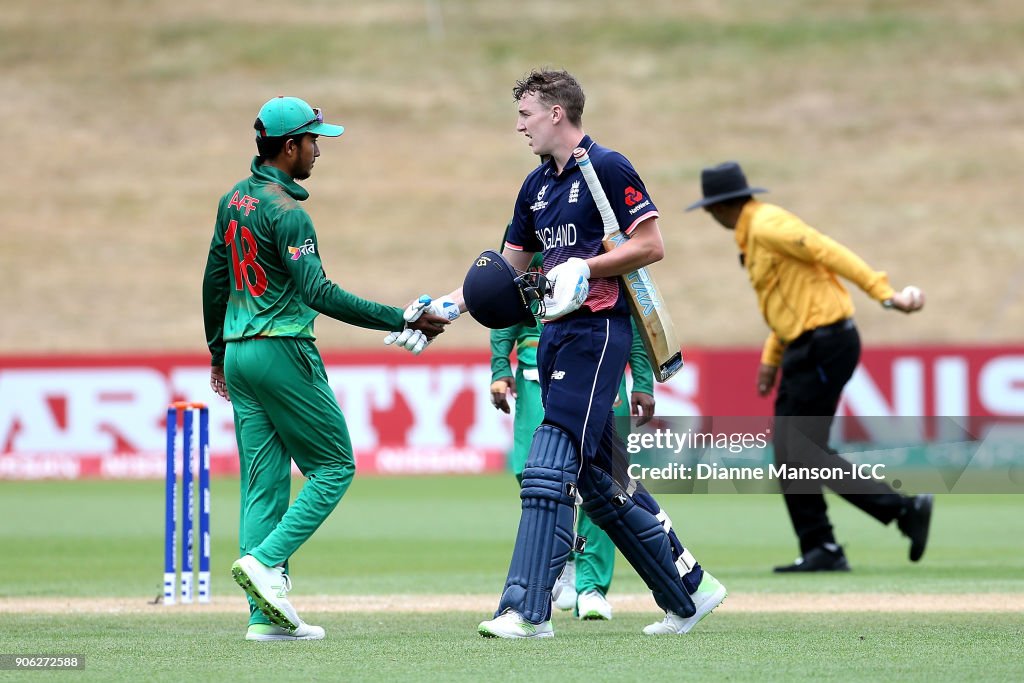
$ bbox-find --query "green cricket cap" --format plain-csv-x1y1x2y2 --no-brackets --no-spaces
255,96,344,139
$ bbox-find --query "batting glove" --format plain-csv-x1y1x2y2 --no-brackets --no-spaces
542,258,590,321
384,327,430,354
385,295,430,352
428,295,461,322
384,295,454,355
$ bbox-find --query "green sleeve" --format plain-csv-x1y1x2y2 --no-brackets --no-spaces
490,324,520,381
628,318,655,395
276,211,404,332
202,207,230,367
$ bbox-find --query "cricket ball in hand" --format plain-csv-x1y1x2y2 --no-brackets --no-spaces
902,285,924,310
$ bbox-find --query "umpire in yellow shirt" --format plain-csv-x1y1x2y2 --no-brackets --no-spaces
688,161,934,572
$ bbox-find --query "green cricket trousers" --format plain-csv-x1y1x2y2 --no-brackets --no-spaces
225,336,355,625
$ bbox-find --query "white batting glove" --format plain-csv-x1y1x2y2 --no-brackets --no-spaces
384,327,430,354
403,295,433,322
428,295,461,322
385,295,430,350
384,295,445,354
542,258,590,321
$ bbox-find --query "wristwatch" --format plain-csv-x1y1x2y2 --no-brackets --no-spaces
881,298,894,309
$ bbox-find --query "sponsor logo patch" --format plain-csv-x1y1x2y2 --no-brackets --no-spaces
624,186,644,207
287,238,316,260
627,199,652,215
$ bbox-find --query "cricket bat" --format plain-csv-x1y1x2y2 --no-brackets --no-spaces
572,146,683,382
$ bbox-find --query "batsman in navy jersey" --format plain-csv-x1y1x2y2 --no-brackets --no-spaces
504,136,654,478
399,69,728,638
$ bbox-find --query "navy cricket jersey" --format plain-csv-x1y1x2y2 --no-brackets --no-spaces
505,135,659,316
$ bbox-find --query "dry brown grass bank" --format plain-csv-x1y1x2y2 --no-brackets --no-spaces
2,1,1022,353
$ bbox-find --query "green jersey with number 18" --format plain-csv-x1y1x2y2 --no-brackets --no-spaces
202,157,404,366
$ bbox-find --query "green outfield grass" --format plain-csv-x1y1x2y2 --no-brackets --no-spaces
1,477,1022,598
1,612,1021,683
1,477,1022,681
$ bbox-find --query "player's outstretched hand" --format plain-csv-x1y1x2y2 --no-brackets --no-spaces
408,312,449,339
384,295,452,354
399,295,459,335
400,295,434,323
382,319,450,355
384,327,431,354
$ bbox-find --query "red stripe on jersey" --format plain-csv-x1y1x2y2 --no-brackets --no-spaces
504,242,525,251
584,277,620,312
624,210,660,236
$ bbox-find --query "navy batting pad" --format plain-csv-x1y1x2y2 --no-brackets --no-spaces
579,466,697,617
496,424,579,623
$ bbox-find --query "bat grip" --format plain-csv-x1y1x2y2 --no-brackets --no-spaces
573,147,620,236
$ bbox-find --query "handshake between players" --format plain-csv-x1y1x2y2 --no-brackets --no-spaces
383,294,464,355
384,251,592,354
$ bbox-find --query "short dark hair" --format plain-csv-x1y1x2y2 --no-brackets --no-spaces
513,69,585,127
253,117,305,161
255,135,305,162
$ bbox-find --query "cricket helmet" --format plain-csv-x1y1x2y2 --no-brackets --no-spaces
462,250,548,329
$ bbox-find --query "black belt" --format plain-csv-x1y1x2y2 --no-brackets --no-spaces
789,318,855,347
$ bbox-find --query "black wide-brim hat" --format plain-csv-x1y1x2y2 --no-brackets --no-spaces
685,161,768,211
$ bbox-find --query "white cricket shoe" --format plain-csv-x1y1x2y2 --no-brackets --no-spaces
245,622,325,641
551,559,577,611
576,589,613,621
231,555,301,631
478,609,554,639
642,570,727,635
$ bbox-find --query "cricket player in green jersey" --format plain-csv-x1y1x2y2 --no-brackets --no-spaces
202,96,447,641
489,252,655,621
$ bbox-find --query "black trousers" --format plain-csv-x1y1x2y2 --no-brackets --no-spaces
773,320,906,553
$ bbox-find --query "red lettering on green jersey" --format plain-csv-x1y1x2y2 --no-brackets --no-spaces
225,220,268,297
228,191,260,216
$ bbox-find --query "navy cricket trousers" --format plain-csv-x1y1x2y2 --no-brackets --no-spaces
537,313,632,478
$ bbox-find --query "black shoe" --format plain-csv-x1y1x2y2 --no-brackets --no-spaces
773,543,851,573
897,494,934,562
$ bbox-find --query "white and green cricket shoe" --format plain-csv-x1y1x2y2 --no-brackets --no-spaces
478,609,554,639
231,555,300,632
642,570,727,635
245,622,325,641
576,589,613,621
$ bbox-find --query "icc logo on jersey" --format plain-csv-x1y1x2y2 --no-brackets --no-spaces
530,184,550,212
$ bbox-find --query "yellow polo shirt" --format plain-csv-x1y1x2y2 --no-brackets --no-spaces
735,200,895,367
